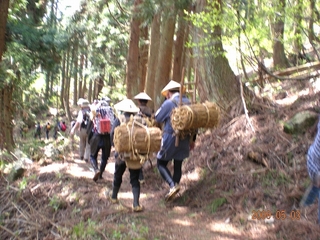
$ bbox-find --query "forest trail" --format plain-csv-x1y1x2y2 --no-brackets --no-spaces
36,149,230,239
3,79,320,239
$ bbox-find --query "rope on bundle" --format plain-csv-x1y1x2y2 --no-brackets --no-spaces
126,120,151,164
203,102,210,128
171,101,220,132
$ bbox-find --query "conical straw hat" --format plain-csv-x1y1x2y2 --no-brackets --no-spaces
134,92,152,101
114,99,140,113
161,80,181,96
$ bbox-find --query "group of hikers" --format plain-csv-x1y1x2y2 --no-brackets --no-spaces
69,80,196,212
33,120,68,140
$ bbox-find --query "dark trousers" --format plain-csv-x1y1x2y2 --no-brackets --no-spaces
157,159,182,188
112,157,141,207
302,185,320,223
113,159,140,189
90,134,111,175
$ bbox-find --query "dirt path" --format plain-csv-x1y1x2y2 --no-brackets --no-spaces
26,150,287,240
25,146,254,239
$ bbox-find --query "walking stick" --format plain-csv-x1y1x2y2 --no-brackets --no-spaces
175,67,185,147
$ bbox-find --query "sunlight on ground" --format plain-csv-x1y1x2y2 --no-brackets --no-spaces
171,216,271,239
275,78,320,106
39,160,150,201
39,160,116,178
209,221,242,238
185,167,201,181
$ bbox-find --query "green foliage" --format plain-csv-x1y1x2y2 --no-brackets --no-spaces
72,219,100,239
209,197,227,213
19,177,28,191
106,218,150,239
261,169,291,187
49,196,62,212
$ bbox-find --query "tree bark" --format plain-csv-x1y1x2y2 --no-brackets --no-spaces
139,26,149,93
126,0,141,99
271,0,290,69
0,0,9,61
72,39,79,105
193,0,241,116
60,51,66,111
154,7,177,110
293,0,303,61
146,12,161,110
0,0,14,151
172,10,187,84
0,84,14,151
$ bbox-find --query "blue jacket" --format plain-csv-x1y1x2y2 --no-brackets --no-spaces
155,93,191,161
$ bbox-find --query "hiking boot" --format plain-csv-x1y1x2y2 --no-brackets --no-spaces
104,190,119,204
300,184,318,207
93,170,100,182
132,205,144,212
84,158,88,163
165,184,180,202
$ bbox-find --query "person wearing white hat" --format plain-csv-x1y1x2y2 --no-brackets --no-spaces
108,99,144,212
134,92,153,184
154,80,192,201
70,98,91,162
134,92,153,118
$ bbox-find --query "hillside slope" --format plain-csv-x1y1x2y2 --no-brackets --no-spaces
1,79,320,239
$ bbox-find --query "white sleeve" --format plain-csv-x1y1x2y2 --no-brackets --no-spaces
76,110,83,123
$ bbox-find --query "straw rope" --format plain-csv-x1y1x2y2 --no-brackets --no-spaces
114,118,160,161
171,101,220,131
202,102,210,127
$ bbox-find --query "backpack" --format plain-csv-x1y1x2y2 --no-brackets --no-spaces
86,119,94,144
46,124,51,130
96,106,115,134
81,109,91,129
60,123,66,132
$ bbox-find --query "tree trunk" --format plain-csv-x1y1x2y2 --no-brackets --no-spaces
60,51,66,110
0,0,9,61
78,54,84,99
88,78,93,103
72,40,79,104
308,0,319,47
139,26,149,93
193,0,241,116
293,0,303,60
126,0,141,99
0,84,15,151
154,7,177,110
172,10,187,84
271,0,290,69
146,12,161,110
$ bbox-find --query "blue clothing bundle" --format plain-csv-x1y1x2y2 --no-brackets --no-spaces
307,118,320,180
302,117,320,224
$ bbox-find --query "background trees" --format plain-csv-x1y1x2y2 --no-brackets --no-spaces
0,0,319,150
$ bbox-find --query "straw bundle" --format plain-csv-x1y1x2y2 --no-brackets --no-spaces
171,101,220,131
114,122,161,154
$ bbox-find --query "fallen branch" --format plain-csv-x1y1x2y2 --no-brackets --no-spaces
0,224,22,240
238,76,255,132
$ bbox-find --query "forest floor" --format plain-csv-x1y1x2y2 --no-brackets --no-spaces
2,78,320,239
